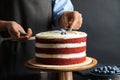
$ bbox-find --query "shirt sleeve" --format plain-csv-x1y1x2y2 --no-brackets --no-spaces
52,0,74,27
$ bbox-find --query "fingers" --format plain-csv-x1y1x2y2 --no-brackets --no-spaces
18,28,32,41
25,28,32,39
59,12,69,28
70,11,83,30
70,13,78,29
59,11,83,30
7,21,22,39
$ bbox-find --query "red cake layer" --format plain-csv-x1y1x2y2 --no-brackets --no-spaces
35,37,86,43
35,32,87,65
35,56,86,65
35,46,86,54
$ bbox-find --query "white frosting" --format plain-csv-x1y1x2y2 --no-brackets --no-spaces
35,30,87,59
35,51,86,59
35,42,86,48
36,30,87,39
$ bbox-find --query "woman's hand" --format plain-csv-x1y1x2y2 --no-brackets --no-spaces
59,11,83,30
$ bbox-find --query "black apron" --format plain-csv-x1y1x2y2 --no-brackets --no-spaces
0,0,52,79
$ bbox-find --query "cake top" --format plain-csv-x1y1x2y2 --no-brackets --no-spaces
36,30,87,39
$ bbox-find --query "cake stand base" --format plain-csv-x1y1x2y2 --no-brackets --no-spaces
25,57,97,80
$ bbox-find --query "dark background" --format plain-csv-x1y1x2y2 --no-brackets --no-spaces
71,0,120,65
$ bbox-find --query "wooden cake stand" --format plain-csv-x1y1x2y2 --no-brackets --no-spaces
25,57,97,80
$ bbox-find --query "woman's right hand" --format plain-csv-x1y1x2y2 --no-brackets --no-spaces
7,21,32,41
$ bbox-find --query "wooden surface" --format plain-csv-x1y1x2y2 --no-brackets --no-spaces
25,57,97,80
50,72,73,80
25,57,97,72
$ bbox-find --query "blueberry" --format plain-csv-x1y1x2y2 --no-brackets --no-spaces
94,68,98,71
108,78,112,80
103,66,108,71
107,66,112,70
61,32,66,35
106,70,110,74
116,69,120,73
98,70,102,74
99,67,104,71
110,71,116,74
92,68,98,73
60,29,67,35
103,71,107,74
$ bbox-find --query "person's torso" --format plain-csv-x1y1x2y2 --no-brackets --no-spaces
0,0,52,78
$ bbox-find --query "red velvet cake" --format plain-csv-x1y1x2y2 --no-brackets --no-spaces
35,30,87,65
